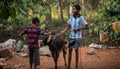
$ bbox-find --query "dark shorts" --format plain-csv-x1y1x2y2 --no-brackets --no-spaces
29,48,40,66
68,38,81,49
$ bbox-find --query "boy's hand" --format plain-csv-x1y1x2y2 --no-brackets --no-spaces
60,31,64,35
48,32,52,34
44,32,52,35
73,28,80,33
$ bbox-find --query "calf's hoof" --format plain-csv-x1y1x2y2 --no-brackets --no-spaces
65,64,67,67
75,66,78,69
67,66,70,69
55,66,57,69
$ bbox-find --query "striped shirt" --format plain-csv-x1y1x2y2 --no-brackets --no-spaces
68,15,87,39
21,24,44,49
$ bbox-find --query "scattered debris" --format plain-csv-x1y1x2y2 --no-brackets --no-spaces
89,43,107,49
14,63,26,69
0,58,6,66
88,43,108,55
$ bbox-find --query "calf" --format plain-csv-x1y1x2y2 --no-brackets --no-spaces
42,34,67,69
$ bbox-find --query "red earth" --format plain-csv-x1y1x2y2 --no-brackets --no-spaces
6,47,120,69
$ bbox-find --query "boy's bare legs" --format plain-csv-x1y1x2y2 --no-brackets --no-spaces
30,64,32,69
34,65,40,69
34,65,37,69
68,49,73,69
75,48,79,69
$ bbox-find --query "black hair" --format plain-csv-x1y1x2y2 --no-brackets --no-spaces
32,17,40,24
73,5,81,11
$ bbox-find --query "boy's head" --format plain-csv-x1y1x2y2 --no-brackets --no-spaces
73,5,81,15
32,17,40,26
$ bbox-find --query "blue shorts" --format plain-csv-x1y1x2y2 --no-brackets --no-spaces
68,38,81,49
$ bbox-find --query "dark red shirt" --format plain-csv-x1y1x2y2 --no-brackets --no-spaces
21,24,44,49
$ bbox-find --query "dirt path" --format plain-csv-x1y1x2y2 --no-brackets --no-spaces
7,47,120,69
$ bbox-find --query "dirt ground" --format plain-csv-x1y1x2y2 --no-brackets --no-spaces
6,47,120,69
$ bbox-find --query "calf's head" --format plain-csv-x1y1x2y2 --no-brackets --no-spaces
42,34,53,45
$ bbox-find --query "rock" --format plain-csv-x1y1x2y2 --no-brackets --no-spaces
0,58,6,66
0,58,5,62
21,45,29,54
87,48,95,55
4,39,16,49
89,43,95,47
19,45,29,57
0,43,7,48
19,53,29,57
40,46,51,56
89,43,105,49
89,43,99,48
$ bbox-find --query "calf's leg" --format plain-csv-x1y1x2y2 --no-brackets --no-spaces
63,48,67,67
51,51,59,69
54,52,59,69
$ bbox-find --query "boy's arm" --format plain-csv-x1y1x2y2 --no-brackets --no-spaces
19,28,28,40
44,32,51,35
78,24,89,30
73,24,89,32
60,24,70,35
39,29,51,35
73,16,89,32
82,24,89,29
20,28,28,36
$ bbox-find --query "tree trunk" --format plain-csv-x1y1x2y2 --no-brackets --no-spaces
45,0,51,24
67,0,70,18
58,0,64,22
81,0,84,10
69,6,72,15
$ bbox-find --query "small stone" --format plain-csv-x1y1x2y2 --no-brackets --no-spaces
87,48,95,55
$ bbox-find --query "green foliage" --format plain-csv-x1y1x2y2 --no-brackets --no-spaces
0,0,49,30
90,0,120,45
105,0,120,19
